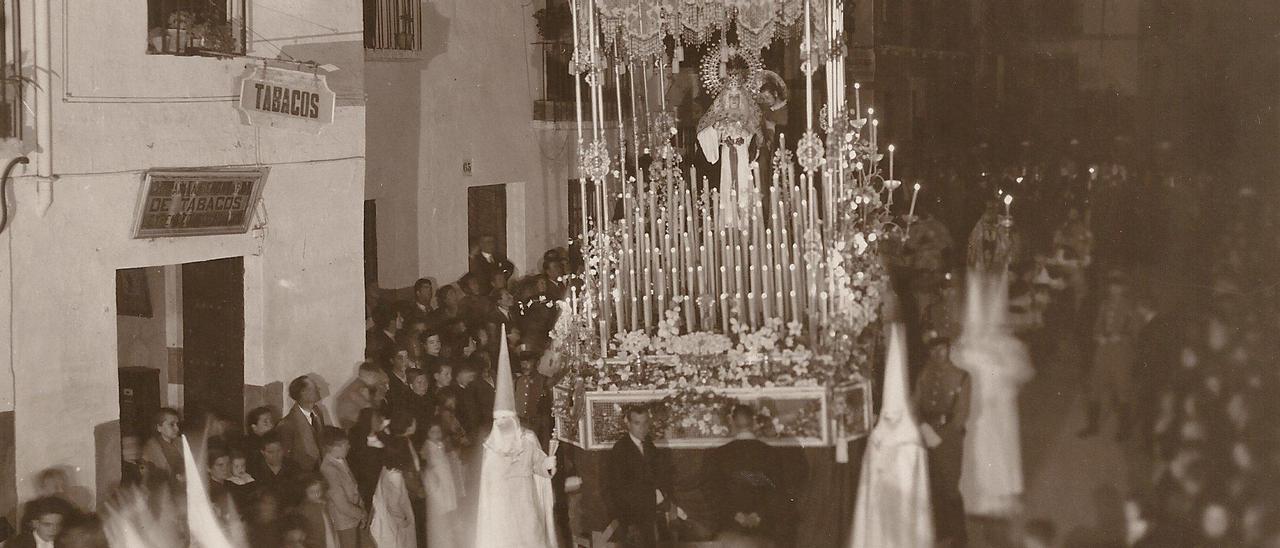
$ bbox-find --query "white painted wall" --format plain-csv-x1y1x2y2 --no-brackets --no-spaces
0,0,366,505
367,0,569,289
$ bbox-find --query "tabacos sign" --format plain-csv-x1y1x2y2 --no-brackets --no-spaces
237,65,336,132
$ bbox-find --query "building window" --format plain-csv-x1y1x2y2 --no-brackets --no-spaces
364,0,422,51
0,0,21,139
147,0,247,56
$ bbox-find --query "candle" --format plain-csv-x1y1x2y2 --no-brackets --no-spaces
643,233,653,332
748,244,759,327
871,118,879,153
599,320,608,358
888,144,895,182
1004,194,1013,216
854,82,861,115
908,182,921,219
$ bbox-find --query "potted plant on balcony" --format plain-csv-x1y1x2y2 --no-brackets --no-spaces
189,19,238,55
149,9,197,54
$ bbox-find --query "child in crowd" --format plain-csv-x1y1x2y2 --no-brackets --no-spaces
435,392,468,450
348,407,389,511
141,407,184,485
319,427,367,548
370,425,418,548
279,513,311,548
299,474,340,548
247,490,284,548
421,420,462,548
205,448,233,521
227,449,257,512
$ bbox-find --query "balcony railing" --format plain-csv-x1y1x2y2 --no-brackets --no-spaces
533,40,631,123
365,0,422,52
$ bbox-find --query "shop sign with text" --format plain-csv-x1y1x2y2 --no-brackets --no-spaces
237,66,335,132
132,168,269,238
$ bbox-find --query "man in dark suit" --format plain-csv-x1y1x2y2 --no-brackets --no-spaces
250,432,302,506
469,235,515,294
702,404,794,545
454,359,494,441
365,304,401,367
277,375,329,472
536,251,569,301
604,407,674,548
405,278,435,325
5,496,72,548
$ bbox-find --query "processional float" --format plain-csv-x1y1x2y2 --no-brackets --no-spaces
551,0,917,455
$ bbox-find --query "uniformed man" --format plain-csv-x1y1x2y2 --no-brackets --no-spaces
1079,271,1142,440
913,332,971,548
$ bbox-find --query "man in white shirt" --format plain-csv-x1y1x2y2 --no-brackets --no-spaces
278,375,328,471
603,408,674,548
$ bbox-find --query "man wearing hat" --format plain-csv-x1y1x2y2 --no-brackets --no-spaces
912,331,971,548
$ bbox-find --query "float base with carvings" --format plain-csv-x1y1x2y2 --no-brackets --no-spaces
553,354,873,450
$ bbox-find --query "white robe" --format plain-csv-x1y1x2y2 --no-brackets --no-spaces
697,125,756,229
953,331,1033,516
474,427,557,548
424,440,463,548
851,325,934,548
371,468,417,548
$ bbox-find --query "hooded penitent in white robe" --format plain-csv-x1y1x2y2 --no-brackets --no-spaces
474,326,559,548
851,324,934,548
953,272,1034,517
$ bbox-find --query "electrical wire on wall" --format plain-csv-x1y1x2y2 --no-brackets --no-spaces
0,156,30,235
3,156,26,423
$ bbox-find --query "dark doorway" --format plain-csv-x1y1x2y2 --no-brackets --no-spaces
364,200,378,284
182,257,245,433
467,184,507,256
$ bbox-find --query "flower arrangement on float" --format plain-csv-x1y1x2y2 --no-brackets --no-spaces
548,0,911,450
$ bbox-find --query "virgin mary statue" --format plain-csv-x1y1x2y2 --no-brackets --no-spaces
474,326,559,548
952,273,1034,517
697,75,762,228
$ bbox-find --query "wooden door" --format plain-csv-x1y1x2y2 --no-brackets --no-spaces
182,257,245,431
467,184,507,256
364,200,378,284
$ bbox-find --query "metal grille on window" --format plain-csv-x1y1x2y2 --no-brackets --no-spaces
0,0,20,138
147,0,248,56
364,0,422,51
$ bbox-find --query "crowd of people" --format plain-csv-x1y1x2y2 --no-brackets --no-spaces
1123,184,1280,547
3,235,575,548
887,148,1280,548
4,148,1278,548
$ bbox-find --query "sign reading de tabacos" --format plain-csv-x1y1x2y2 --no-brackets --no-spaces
237,65,335,131
132,168,269,239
